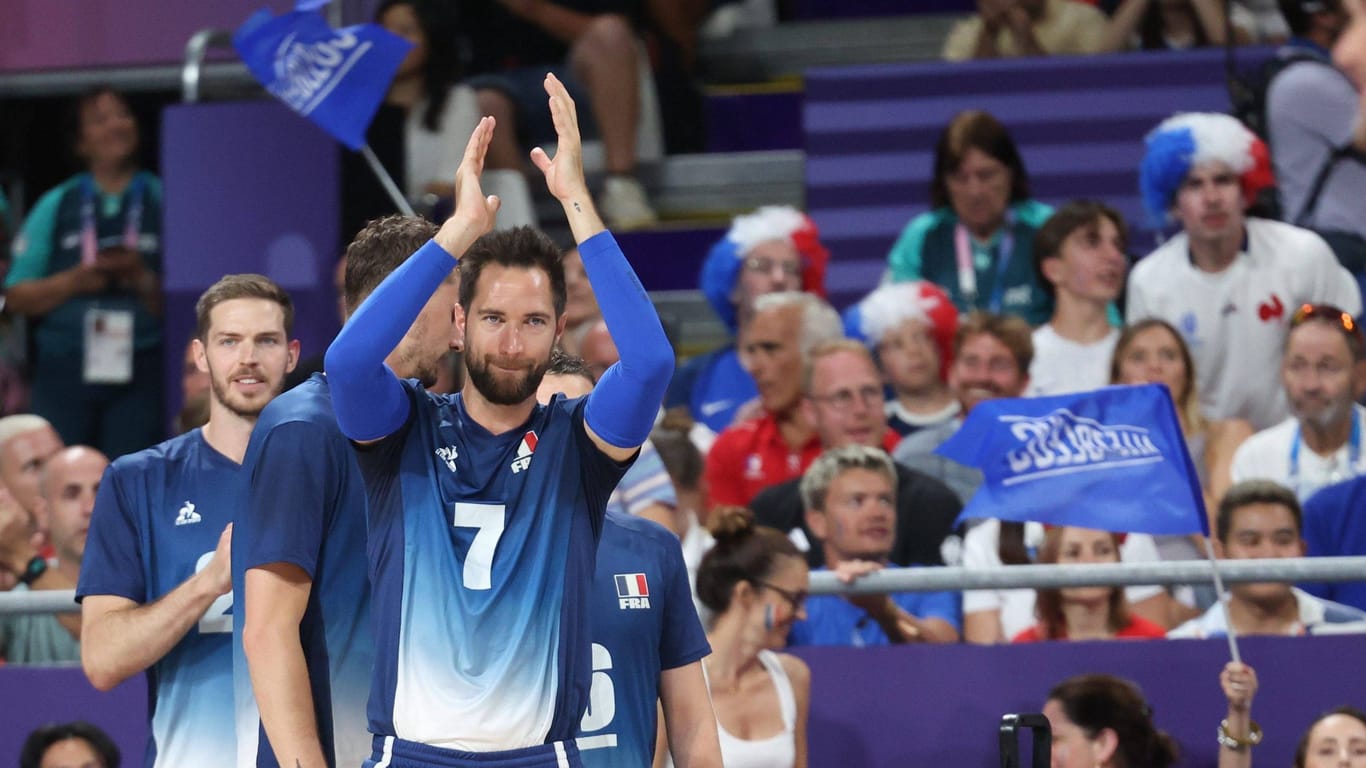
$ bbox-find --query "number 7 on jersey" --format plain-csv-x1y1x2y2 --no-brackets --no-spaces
452,502,506,590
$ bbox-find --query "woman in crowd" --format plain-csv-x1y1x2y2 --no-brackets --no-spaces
1013,526,1167,642
885,110,1054,325
1045,674,1179,768
20,721,120,768
5,85,163,459
1101,0,1248,52
1218,661,1366,767
695,506,810,768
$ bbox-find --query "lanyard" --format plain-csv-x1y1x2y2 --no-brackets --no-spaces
954,213,1016,313
1288,408,1362,490
80,174,145,266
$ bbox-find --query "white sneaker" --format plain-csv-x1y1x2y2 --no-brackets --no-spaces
598,175,658,231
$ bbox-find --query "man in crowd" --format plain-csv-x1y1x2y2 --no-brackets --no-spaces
1127,111,1360,431
787,445,961,646
1230,303,1366,500
751,339,962,568
942,0,1108,61
0,414,65,533
1170,479,1366,637
78,274,298,766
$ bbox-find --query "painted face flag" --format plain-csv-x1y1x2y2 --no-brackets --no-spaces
233,0,411,150
937,383,1208,535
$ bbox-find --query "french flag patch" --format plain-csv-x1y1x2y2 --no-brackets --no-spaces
510,431,538,473
615,573,651,609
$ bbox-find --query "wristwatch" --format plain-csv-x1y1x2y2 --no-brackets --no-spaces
18,555,47,586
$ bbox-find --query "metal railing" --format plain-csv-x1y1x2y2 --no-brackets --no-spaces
3,557,1363,616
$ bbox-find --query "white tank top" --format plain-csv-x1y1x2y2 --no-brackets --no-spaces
706,650,798,768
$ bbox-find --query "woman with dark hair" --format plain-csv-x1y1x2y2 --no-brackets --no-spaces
696,506,810,768
886,110,1054,325
4,85,164,459
20,721,120,768
1218,660,1366,767
1013,526,1167,642
1045,674,1180,768
1101,0,1249,52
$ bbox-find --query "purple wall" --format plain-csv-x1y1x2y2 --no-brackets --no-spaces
4,636,1361,766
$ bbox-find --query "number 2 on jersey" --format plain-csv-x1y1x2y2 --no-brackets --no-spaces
193,550,232,634
452,502,506,590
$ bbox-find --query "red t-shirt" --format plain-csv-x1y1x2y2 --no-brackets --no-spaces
1011,615,1168,643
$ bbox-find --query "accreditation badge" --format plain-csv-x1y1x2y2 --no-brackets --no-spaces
83,308,134,384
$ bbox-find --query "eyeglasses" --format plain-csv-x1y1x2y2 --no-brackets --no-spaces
807,385,884,410
756,580,807,612
1291,303,1365,354
742,256,803,278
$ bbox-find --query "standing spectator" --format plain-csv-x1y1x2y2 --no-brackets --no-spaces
1230,303,1366,500
886,111,1054,325
1128,111,1361,431
459,0,658,229
0,446,107,665
787,446,961,646
1027,200,1128,397
750,340,962,569
5,86,163,460
843,281,961,437
1101,0,1247,52
704,292,842,509
942,0,1110,60
1267,0,1366,273
19,722,120,768
1169,480,1366,638
668,206,829,438
1012,526,1167,642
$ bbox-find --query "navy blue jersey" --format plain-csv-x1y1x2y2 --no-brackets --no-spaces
357,382,629,751
77,430,241,768
232,374,374,767
577,511,710,768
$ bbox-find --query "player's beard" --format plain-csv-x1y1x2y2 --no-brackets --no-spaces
466,352,550,406
208,366,284,420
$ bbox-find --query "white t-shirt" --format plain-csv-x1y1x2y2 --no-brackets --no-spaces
961,519,1165,641
1229,404,1366,501
1026,325,1119,398
1126,218,1361,430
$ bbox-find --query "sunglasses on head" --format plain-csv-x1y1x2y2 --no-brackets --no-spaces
1291,303,1366,353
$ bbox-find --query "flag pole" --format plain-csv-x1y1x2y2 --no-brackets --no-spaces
361,143,415,217
1202,535,1242,664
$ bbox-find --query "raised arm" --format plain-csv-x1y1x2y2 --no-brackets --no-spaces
326,118,500,443
1218,661,1258,768
531,74,674,462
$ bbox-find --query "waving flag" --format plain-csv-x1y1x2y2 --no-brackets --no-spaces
233,0,411,150
937,384,1208,536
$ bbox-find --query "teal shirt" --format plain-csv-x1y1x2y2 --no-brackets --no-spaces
0,584,81,665
887,200,1054,326
7,171,163,359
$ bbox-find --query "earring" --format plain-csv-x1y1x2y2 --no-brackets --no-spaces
763,603,775,632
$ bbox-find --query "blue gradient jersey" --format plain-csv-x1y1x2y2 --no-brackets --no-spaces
77,430,241,768
232,374,374,768
577,511,710,768
357,382,628,754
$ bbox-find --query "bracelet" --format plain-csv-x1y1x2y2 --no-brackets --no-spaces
18,555,47,586
1218,719,1263,751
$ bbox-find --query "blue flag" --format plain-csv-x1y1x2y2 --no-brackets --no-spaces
936,384,1208,536
233,0,411,150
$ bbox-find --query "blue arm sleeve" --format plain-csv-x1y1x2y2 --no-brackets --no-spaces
324,239,457,440
580,231,675,448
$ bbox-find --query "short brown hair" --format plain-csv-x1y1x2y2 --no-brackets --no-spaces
930,110,1030,210
1033,200,1129,299
459,227,566,316
1217,479,1301,543
343,215,441,315
954,311,1033,376
195,274,293,340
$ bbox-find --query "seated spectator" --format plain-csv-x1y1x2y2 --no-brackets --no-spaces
1301,471,1366,612
1170,479,1366,638
843,281,961,437
942,0,1109,60
1028,200,1128,397
0,414,65,533
1230,303,1366,501
695,506,810,768
1043,674,1179,768
704,292,842,509
0,446,107,664
578,319,619,383
559,246,600,355
1101,0,1248,52
1216,660,1366,768
787,446,960,646
19,721,120,768
667,206,829,438
750,340,961,569
1128,111,1361,431
5,86,164,460
458,0,658,229
886,111,1054,325
1013,526,1167,642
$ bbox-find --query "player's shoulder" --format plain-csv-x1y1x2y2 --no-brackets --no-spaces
256,375,342,434
108,430,201,476
604,508,678,548
1133,235,1187,275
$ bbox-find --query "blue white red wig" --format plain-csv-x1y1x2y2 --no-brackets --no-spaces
1139,112,1274,226
842,281,959,382
699,206,829,332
